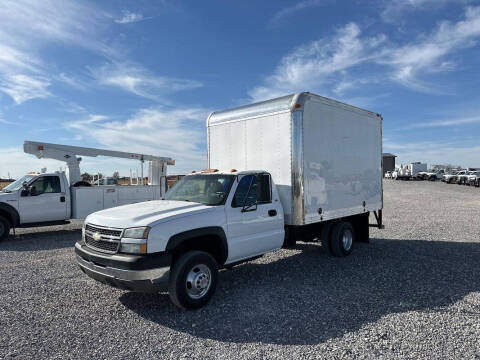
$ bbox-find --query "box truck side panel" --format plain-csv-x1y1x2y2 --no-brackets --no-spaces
208,111,294,223
302,99,382,224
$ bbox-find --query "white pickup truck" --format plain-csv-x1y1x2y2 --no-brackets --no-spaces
75,92,384,309
0,142,173,240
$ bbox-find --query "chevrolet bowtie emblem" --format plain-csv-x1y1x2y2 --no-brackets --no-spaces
92,232,101,241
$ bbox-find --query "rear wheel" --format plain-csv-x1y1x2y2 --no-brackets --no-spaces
0,216,10,241
330,222,355,257
168,251,218,310
320,223,334,255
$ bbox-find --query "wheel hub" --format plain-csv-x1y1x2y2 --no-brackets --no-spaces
186,264,211,299
342,229,353,251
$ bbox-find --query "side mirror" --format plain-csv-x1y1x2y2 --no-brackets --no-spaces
21,189,30,197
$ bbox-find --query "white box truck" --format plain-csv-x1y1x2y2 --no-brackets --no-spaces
75,92,383,309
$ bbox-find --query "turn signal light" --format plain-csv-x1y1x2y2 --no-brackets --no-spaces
230,169,237,172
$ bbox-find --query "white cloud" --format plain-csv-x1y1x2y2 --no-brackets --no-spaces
249,23,385,101
0,118,19,126
381,0,471,22
115,11,145,24
0,0,108,103
93,62,203,100
379,6,480,92
271,0,325,24
65,108,210,174
251,6,480,100
0,74,51,104
400,115,480,130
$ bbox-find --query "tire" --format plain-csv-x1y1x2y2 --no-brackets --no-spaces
320,222,334,255
330,222,355,257
168,251,218,310
0,216,10,241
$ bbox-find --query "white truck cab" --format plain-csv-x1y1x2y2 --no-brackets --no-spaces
75,92,384,309
0,173,71,236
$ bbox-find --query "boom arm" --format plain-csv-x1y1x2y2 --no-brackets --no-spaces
24,141,175,185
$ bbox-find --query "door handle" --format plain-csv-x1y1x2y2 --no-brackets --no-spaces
268,209,277,217
60,196,66,203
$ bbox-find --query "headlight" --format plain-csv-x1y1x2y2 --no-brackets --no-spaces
123,226,150,239
120,242,147,254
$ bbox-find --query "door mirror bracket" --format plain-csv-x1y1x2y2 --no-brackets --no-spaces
241,201,258,212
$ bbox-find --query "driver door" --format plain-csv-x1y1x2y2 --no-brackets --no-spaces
19,175,68,223
225,174,284,262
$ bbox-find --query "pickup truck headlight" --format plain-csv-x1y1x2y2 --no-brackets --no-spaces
123,227,150,239
120,242,147,254
120,227,150,254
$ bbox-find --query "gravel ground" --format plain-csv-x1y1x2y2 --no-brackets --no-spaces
1,181,479,359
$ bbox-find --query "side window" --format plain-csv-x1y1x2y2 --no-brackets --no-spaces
232,175,257,208
30,176,61,195
257,174,272,204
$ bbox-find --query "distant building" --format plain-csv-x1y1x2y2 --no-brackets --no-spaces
382,153,397,174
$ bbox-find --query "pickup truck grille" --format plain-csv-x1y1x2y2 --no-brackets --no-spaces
84,223,122,254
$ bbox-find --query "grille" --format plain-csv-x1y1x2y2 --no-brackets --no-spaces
85,224,122,237
84,223,122,253
85,234,120,253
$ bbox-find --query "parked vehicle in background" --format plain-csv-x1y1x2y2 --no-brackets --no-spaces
457,171,473,185
466,171,480,186
418,169,445,181
0,141,173,241
393,162,427,180
443,170,463,184
75,92,384,309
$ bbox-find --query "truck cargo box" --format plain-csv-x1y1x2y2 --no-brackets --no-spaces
207,92,382,226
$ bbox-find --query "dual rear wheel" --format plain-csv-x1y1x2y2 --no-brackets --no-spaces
321,221,355,257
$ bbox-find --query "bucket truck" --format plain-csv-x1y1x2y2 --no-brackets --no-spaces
0,141,174,240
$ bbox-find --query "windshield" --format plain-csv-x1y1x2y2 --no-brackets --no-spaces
2,175,35,192
165,174,234,206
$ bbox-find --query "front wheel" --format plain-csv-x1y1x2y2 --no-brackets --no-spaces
330,222,355,257
0,216,10,241
168,251,218,310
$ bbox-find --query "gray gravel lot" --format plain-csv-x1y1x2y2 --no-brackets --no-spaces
1,181,479,359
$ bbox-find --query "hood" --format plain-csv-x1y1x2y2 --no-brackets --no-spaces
86,200,216,229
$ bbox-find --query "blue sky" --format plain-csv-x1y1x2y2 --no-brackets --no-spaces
1,0,480,178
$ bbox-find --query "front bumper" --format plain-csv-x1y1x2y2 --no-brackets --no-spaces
75,242,172,292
